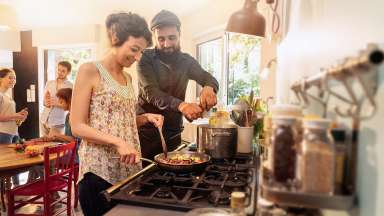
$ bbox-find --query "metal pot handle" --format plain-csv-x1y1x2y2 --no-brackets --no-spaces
140,157,156,164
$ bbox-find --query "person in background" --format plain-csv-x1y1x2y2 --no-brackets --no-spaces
70,12,163,216
30,88,79,148
40,61,73,136
0,68,28,144
0,68,28,186
137,10,219,160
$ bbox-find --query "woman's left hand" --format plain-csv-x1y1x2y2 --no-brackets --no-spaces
145,113,164,128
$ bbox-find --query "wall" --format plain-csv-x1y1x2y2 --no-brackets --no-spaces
0,30,20,51
276,0,384,215
13,31,39,139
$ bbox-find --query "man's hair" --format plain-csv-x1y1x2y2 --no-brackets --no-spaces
151,10,181,32
58,61,72,72
56,88,72,105
106,12,153,47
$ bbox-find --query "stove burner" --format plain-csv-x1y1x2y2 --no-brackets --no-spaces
154,187,173,199
111,153,256,213
226,175,248,187
203,172,248,187
208,190,230,205
155,171,176,178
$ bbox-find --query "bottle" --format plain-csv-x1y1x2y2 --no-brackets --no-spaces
299,119,335,194
271,116,297,183
230,191,246,216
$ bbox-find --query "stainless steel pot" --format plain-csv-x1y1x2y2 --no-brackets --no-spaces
197,124,238,159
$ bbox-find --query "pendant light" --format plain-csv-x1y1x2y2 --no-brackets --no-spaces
226,0,266,37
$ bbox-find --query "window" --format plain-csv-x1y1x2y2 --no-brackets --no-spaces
45,47,94,83
197,33,262,105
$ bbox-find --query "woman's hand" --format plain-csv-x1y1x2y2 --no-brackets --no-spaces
115,139,140,165
144,113,164,128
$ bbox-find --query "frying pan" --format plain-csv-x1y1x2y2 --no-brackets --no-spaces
141,151,211,172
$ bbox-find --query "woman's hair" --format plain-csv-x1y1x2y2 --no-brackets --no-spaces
0,68,15,78
106,12,153,47
58,61,72,72
56,88,72,105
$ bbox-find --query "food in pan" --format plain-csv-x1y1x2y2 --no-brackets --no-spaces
157,154,204,165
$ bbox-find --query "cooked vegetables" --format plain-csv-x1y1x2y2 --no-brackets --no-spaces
157,154,204,165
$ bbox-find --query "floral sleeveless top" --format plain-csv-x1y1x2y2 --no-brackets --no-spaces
78,62,142,184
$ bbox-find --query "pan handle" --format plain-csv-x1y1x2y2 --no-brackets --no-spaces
140,157,156,164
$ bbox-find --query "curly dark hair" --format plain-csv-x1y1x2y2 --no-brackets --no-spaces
106,12,153,47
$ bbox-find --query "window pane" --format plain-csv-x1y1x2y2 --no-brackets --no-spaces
227,33,262,105
197,38,224,104
47,47,93,83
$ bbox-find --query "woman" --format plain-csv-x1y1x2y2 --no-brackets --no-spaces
0,68,28,143
70,12,163,216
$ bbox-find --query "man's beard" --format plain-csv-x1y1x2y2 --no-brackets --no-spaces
156,46,181,65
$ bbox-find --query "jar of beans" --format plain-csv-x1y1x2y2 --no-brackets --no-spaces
271,116,297,184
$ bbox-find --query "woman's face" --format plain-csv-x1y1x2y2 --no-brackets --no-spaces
0,72,16,89
114,36,148,68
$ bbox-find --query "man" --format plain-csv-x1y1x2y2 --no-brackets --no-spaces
40,61,73,136
137,10,219,160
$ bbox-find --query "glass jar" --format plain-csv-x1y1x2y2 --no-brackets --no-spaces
299,119,335,194
271,116,297,183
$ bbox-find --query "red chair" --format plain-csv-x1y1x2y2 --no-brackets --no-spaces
72,164,79,209
7,142,76,216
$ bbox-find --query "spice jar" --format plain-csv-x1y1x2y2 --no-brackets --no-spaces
331,129,347,194
299,119,335,194
271,116,297,183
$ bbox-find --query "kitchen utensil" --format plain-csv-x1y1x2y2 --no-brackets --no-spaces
111,151,210,172
197,124,238,159
142,151,211,172
158,127,167,158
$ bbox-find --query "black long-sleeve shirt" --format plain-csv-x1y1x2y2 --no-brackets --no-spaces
137,49,219,132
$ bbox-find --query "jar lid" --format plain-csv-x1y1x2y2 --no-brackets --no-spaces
272,116,296,125
230,191,246,209
303,119,331,129
271,104,303,117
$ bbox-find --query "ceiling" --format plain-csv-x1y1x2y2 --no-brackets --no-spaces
0,0,212,30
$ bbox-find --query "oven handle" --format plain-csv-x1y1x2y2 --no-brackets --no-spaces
102,142,188,201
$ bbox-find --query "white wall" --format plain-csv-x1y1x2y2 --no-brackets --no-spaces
0,30,20,51
277,0,384,215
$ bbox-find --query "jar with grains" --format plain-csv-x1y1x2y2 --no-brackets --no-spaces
271,116,297,183
299,119,335,194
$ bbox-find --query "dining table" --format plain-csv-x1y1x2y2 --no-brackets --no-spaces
0,142,58,212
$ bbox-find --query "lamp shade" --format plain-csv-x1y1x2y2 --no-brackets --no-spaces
0,4,18,31
226,0,266,37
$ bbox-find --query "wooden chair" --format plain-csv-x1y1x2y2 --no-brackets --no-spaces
7,142,76,216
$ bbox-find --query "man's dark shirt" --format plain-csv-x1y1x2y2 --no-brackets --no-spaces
137,48,219,133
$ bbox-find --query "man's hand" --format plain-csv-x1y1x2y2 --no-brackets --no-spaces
200,86,217,111
178,102,203,121
144,113,164,128
44,91,52,108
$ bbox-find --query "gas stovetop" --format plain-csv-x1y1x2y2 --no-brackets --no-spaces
111,154,258,215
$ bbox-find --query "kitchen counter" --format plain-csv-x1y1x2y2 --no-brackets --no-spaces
105,204,186,216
